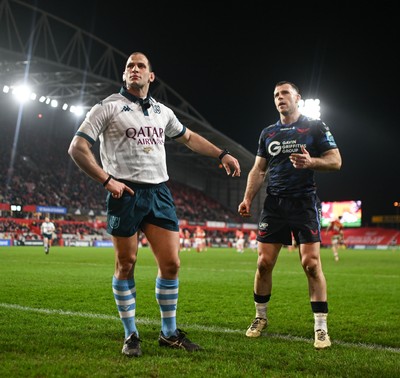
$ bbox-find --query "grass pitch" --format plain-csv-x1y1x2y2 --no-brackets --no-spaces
0,245,399,377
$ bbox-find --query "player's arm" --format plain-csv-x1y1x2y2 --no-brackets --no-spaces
290,146,341,171
68,135,110,184
175,128,241,177
238,156,267,217
325,223,331,234
68,135,134,197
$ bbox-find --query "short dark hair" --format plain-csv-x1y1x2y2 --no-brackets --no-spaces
129,51,153,72
275,81,300,94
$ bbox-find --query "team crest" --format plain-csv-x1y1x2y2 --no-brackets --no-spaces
152,104,161,114
108,215,120,229
143,147,153,154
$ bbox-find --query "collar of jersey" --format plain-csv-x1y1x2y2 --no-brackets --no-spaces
277,114,306,127
120,86,151,105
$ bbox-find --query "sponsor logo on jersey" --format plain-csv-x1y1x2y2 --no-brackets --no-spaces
326,131,336,146
268,140,307,156
268,141,281,156
122,105,132,112
125,126,165,145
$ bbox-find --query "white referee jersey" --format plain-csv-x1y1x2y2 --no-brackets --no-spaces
76,88,186,184
41,222,55,234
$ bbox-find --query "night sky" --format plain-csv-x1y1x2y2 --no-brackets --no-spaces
14,1,400,224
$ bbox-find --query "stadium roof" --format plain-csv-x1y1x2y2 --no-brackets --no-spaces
0,0,265,221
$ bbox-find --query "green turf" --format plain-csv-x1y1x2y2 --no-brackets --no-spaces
0,246,399,377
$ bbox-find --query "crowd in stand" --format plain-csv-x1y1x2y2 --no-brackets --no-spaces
166,181,242,224
0,217,255,249
1,117,241,223
1,117,244,246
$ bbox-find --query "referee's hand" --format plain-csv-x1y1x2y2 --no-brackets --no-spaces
221,154,241,177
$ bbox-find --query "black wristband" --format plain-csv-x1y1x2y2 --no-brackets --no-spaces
218,148,231,160
102,175,113,187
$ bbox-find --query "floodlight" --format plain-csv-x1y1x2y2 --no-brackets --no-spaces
12,85,31,103
298,98,321,119
70,105,84,116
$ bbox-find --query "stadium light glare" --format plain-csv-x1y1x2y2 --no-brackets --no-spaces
298,98,321,119
12,85,31,103
2,82,86,117
70,105,84,116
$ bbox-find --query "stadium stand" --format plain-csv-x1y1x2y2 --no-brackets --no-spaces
1,118,399,249
0,2,398,249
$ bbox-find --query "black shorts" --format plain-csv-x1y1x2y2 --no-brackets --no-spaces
257,194,321,245
106,181,179,237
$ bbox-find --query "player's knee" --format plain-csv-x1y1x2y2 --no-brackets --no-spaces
257,257,274,274
301,256,319,276
115,255,137,277
161,259,180,277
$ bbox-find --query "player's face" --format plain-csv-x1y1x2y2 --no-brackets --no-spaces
123,54,155,91
274,84,300,116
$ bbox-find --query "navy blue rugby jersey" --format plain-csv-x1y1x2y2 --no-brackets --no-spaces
257,115,338,197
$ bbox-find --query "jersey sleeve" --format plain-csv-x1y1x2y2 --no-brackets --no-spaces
313,120,338,153
75,99,115,144
163,106,186,139
256,125,274,159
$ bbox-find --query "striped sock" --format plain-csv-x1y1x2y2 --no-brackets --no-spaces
112,276,137,338
156,277,178,337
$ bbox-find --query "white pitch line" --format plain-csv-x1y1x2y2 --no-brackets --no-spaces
1,302,399,354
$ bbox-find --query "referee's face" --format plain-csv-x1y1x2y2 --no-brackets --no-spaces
123,53,155,91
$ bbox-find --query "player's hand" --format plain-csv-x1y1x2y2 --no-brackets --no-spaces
221,155,241,177
290,146,312,169
106,178,135,198
238,202,251,217
239,211,251,217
